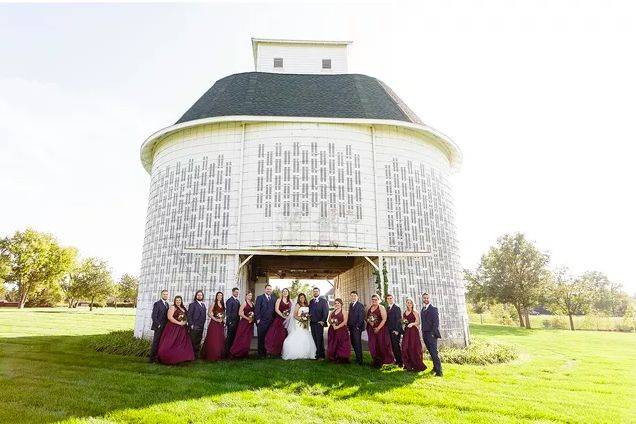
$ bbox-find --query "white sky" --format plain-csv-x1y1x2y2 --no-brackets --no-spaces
1,1,634,294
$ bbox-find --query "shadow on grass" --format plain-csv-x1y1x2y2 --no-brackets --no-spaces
0,333,421,423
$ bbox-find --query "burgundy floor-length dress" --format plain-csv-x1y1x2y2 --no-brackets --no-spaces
203,302,226,361
401,310,426,372
327,310,351,363
229,302,254,359
265,299,290,356
157,307,195,365
366,306,395,367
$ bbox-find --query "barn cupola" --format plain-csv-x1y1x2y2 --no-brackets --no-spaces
251,38,352,74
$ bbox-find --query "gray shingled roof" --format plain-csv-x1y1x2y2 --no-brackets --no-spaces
176,72,423,125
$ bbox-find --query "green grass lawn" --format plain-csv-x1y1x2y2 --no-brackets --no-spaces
1,308,635,423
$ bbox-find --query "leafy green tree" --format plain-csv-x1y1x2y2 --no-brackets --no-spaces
117,274,139,306
546,267,594,330
0,229,76,308
466,233,550,329
72,258,114,311
581,271,628,316
273,279,313,300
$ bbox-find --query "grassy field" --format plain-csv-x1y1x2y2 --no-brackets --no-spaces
468,310,634,331
0,308,635,423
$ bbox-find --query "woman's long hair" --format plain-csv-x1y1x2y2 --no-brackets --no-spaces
405,297,415,312
173,295,185,310
281,288,290,303
296,293,308,307
214,291,224,312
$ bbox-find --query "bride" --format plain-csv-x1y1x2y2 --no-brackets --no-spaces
281,293,317,360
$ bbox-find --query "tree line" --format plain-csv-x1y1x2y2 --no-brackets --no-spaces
0,229,138,310
465,233,634,330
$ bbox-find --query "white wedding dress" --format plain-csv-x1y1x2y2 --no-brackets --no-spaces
281,305,317,360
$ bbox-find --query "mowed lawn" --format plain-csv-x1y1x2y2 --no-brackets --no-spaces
0,308,634,424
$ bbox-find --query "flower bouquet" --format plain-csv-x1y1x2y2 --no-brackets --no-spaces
366,314,378,326
401,318,409,329
215,312,225,321
330,317,339,326
247,311,255,322
178,314,188,326
282,310,290,318
299,311,311,329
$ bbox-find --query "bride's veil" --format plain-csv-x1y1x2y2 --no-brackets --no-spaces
283,299,296,333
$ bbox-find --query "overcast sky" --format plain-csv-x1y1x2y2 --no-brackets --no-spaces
1,1,634,294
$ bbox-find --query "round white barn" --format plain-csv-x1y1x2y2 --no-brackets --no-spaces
135,39,468,346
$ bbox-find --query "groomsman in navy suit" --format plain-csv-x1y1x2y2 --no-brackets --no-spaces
385,294,404,367
148,289,170,363
421,293,443,376
224,287,241,356
347,290,366,365
187,290,207,359
255,284,277,358
309,287,329,359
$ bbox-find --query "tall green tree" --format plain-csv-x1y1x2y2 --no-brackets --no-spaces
72,257,114,311
0,229,76,308
546,267,594,331
273,279,313,300
117,274,139,306
466,233,550,329
580,271,628,316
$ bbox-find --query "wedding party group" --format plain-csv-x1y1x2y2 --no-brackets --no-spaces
147,284,443,376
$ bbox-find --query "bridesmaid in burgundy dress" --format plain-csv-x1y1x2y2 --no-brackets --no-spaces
366,293,395,368
327,298,351,363
229,292,255,359
157,296,195,365
265,287,291,357
401,297,427,372
203,291,226,361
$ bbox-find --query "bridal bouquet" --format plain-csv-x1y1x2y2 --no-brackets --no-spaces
282,310,290,318
366,314,378,326
330,317,339,326
299,311,310,329
247,312,255,321
215,312,225,321
178,314,188,325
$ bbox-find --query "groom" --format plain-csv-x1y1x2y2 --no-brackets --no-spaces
255,284,277,358
309,287,329,360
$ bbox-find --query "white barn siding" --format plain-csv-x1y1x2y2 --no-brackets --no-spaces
255,42,348,74
135,121,468,346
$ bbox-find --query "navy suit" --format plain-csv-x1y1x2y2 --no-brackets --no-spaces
224,296,241,356
148,299,169,361
386,303,403,366
255,293,277,357
421,304,442,375
309,296,329,359
347,301,366,364
187,300,207,358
